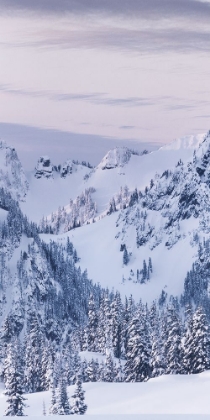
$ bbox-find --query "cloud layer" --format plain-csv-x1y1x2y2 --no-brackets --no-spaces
0,84,156,107
30,27,210,54
0,0,209,150
0,0,210,21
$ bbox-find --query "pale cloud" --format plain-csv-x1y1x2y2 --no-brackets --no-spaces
0,0,210,22
120,126,135,130
0,84,155,107
28,27,210,54
1,83,208,113
1,16,209,55
0,1,209,153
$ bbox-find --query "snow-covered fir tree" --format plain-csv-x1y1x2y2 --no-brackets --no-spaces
165,304,182,374
124,308,151,382
71,373,87,415
183,306,210,373
104,350,116,382
56,375,71,415
4,338,27,416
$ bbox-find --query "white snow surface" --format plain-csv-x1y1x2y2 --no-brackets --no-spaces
0,370,210,417
41,209,196,303
21,164,91,222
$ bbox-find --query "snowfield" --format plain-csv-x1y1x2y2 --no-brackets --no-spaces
1,371,210,417
42,212,197,303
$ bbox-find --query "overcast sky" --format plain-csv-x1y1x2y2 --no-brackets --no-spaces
0,0,210,168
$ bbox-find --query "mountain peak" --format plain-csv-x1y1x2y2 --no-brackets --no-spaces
193,130,210,180
35,156,54,179
34,156,91,180
0,140,28,201
98,147,140,170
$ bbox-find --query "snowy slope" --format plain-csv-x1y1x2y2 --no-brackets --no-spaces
85,134,204,216
20,133,204,224
36,132,210,302
44,211,196,303
21,162,92,222
1,371,210,416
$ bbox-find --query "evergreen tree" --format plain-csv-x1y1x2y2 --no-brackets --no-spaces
107,198,116,215
56,376,71,415
125,312,151,382
71,374,87,415
24,313,42,393
141,260,147,283
129,188,138,207
49,383,58,415
87,294,98,352
63,342,76,386
98,360,105,382
110,291,123,358
123,246,129,266
81,359,89,383
165,305,182,374
148,257,153,273
122,295,135,357
4,338,27,417
182,313,194,374
183,306,210,373
43,401,46,416
40,339,54,391
115,359,124,382
86,359,97,382
104,350,115,382
150,312,165,377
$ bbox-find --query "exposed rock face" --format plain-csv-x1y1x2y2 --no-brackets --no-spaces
34,157,80,179
60,160,76,178
0,141,28,201
34,156,54,179
98,147,139,170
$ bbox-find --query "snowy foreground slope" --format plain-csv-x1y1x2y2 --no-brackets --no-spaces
1,370,210,417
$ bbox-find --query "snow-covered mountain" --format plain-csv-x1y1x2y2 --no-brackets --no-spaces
1,131,210,417
20,133,203,222
20,131,208,303
1,132,209,303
